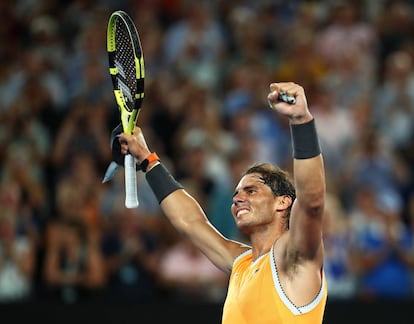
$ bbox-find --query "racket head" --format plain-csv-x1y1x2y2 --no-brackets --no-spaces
107,10,145,134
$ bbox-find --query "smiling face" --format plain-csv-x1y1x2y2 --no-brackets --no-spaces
231,173,279,234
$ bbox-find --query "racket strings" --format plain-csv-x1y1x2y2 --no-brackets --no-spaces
114,19,137,112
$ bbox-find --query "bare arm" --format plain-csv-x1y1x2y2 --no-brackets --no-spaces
160,190,248,272
119,128,249,273
290,155,325,262
268,82,325,265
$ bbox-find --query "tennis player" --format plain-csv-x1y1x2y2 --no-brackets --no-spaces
119,82,327,323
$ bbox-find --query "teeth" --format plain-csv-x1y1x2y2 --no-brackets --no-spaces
237,209,248,218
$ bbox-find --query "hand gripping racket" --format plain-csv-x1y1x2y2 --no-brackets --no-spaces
278,92,296,104
267,92,296,108
107,10,144,208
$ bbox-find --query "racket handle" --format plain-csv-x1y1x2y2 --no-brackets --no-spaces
278,92,296,104
124,153,139,208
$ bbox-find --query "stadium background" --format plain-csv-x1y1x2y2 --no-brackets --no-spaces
0,0,413,322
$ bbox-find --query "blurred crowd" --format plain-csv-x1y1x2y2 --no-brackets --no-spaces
0,0,414,305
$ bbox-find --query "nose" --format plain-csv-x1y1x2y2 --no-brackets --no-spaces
232,191,244,205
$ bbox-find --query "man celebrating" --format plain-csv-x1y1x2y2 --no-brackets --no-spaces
119,82,327,323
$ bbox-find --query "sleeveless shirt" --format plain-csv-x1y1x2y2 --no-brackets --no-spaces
222,247,327,323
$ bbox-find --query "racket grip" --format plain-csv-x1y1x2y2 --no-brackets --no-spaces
278,92,296,104
124,153,139,208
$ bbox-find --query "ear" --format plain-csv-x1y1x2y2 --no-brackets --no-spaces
275,195,292,212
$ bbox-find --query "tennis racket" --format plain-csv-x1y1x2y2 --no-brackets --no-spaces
107,10,145,208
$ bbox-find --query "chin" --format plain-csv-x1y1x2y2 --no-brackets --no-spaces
237,223,252,235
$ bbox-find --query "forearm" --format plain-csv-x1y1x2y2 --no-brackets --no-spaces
289,118,326,259
160,189,210,236
145,164,238,272
145,162,208,235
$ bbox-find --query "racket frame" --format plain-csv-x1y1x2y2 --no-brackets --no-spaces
107,10,145,208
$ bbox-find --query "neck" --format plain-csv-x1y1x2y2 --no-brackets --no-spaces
249,230,281,261
241,215,285,261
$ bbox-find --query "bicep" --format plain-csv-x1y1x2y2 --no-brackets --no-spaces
289,201,324,260
289,156,325,261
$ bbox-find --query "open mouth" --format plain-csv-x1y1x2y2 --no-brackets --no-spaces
236,208,249,218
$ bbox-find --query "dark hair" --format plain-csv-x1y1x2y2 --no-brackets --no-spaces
243,163,296,229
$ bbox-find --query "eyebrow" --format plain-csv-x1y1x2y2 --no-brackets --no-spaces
232,180,266,198
232,185,254,198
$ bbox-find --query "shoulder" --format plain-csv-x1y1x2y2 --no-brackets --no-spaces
226,243,251,271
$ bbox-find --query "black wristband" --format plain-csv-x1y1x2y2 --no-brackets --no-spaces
145,163,183,203
290,119,321,159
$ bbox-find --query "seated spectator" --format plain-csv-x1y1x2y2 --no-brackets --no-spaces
349,186,413,300
0,213,36,303
100,209,163,304
42,218,106,304
157,235,228,303
323,192,356,300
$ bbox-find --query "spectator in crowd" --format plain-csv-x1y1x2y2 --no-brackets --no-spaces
0,214,36,303
310,81,356,174
340,127,400,211
323,192,356,300
162,1,226,89
374,49,414,150
314,0,378,104
349,186,413,300
54,153,104,231
158,235,229,303
51,100,111,179
100,209,163,304
374,0,414,63
42,217,106,304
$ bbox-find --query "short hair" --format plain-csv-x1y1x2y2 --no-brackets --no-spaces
243,163,296,229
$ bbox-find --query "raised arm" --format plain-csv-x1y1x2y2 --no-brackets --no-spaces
119,128,249,273
268,82,326,265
